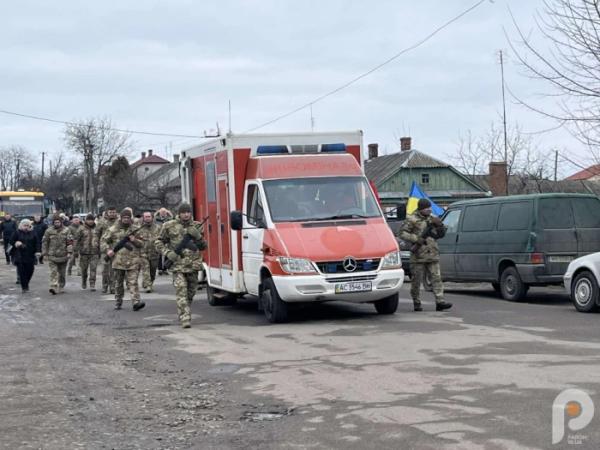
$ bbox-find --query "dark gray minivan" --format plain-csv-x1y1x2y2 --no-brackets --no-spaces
437,194,600,300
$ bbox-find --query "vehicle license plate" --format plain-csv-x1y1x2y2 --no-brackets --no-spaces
335,281,372,294
548,256,574,263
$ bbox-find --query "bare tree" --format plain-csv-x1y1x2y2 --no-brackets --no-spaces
0,146,35,190
508,0,600,155
64,117,134,212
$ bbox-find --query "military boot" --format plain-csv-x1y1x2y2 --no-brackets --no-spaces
133,301,146,311
436,301,453,311
181,320,191,329
90,284,96,292
82,279,87,290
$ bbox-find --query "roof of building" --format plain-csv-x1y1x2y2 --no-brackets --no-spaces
565,164,600,181
131,154,170,169
365,149,486,193
469,174,600,196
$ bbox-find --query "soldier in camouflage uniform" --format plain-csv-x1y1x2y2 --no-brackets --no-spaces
97,206,118,294
138,211,161,293
67,215,82,276
400,198,452,312
155,203,206,328
75,214,100,291
41,214,73,295
101,209,145,311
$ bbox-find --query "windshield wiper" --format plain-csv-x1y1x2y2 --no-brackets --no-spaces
313,214,370,221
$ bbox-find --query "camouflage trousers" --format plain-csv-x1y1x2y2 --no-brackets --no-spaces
67,253,79,276
172,271,198,323
80,254,99,288
411,262,444,306
102,258,115,292
140,257,159,290
113,268,141,307
48,261,67,291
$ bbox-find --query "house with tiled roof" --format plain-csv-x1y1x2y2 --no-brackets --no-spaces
565,164,600,181
131,149,170,179
365,137,489,210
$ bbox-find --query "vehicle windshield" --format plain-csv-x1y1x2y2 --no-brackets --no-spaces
1,201,43,217
263,176,381,222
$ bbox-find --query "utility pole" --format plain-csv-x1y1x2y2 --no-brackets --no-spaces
554,150,559,181
41,152,45,189
499,50,509,195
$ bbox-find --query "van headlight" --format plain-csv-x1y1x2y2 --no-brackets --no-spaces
278,257,317,274
381,251,402,269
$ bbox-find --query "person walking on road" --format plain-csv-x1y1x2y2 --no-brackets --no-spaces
138,211,161,293
32,215,48,264
155,203,206,329
101,208,145,311
42,214,73,295
154,208,173,275
96,206,118,294
75,214,100,291
1,213,18,264
9,219,41,293
400,198,452,312
67,216,82,276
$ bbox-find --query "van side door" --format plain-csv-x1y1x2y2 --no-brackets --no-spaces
455,203,500,280
241,183,266,296
437,208,463,279
572,197,600,256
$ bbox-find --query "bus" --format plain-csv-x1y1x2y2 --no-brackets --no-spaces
0,191,46,219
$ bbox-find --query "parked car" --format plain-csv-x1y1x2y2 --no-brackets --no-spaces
436,193,600,301
564,253,600,312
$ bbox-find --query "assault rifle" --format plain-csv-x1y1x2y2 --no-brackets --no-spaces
163,216,209,270
410,217,446,253
104,228,141,262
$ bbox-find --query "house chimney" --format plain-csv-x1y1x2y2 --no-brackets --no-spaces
173,154,180,164
368,143,379,159
148,149,153,156
141,151,146,159
489,162,508,196
400,137,412,151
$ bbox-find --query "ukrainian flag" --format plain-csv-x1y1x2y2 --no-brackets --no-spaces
406,181,445,216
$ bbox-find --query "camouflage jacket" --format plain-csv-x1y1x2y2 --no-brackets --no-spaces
68,224,81,251
155,217,205,273
399,212,447,263
137,222,161,260
96,217,118,242
75,223,100,255
100,222,143,271
41,226,73,263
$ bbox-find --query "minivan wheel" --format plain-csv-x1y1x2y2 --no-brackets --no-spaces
374,293,399,314
572,271,599,313
261,278,290,323
500,267,528,301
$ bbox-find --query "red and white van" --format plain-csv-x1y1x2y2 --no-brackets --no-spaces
180,131,404,322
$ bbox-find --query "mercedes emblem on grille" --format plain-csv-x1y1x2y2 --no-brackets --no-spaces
343,257,358,272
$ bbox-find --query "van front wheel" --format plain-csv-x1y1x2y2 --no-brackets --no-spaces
261,278,290,323
500,267,528,301
374,293,399,314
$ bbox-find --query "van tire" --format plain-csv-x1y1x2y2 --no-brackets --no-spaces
571,271,599,313
374,293,399,314
500,267,528,301
261,278,289,323
207,286,238,306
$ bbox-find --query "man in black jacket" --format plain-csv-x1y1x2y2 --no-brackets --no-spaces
32,215,48,264
9,219,41,293
1,214,18,264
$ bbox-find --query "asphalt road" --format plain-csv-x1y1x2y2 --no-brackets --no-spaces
1,262,599,449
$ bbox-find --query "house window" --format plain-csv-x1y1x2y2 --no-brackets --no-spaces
421,173,430,184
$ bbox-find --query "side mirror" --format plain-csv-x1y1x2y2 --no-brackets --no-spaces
396,203,406,220
230,211,243,230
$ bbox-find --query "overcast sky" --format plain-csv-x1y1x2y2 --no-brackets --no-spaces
0,0,587,177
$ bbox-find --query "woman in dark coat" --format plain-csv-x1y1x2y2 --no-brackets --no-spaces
9,219,41,293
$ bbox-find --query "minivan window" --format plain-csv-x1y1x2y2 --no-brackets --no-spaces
573,197,600,228
539,198,574,229
246,185,264,226
462,204,498,232
498,202,530,231
443,209,461,233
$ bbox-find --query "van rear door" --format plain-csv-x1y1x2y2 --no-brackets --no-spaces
537,197,577,272
572,197,600,256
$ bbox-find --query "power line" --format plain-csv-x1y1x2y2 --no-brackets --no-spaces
0,109,206,139
245,0,489,133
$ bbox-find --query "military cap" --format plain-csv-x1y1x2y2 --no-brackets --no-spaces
178,203,192,214
417,198,432,211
